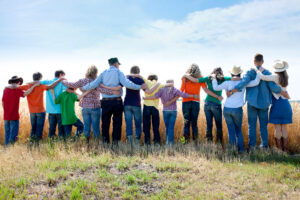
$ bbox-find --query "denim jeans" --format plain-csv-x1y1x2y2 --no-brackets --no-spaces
143,105,161,145
204,101,223,139
48,113,64,138
223,107,245,152
247,103,269,149
182,101,200,140
4,120,19,145
63,119,84,138
30,112,46,141
101,99,124,143
82,108,101,139
124,106,142,139
163,111,177,145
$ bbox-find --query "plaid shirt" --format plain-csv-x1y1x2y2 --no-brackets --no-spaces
62,79,113,109
155,87,189,111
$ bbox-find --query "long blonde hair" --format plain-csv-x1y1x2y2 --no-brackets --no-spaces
186,64,201,78
85,65,98,79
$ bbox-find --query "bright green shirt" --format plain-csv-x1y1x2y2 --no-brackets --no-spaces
198,76,231,104
55,91,78,125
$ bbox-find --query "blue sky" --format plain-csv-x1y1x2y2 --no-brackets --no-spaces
1,0,300,99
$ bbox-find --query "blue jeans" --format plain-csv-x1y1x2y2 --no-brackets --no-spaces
48,113,64,138
247,104,269,149
182,101,200,140
204,101,223,141
4,120,19,145
124,106,142,139
82,108,101,139
30,112,46,141
63,119,84,138
223,107,245,152
163,111,177,145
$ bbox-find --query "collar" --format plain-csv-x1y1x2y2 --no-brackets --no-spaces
256,66,262,70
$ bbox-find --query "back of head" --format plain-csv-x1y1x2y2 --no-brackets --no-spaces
130,66,140,74
85,65,98,79
147,74,158,81
33,72,43,81
276,71,289,87
254,53,264,62
55,70,65,78
166,79,174,84
186,63,201,78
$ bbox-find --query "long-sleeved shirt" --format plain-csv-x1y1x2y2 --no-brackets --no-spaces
82,66,141,98
234,66,282,109
155,87,189,111
62,78,113,109
40,78,67,114
257,71,287,100
180,77,206,103
212,75,260,108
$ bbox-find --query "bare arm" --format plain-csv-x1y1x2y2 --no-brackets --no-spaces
24,82,40,96
183,75,198,83
100,84,122,91
50,89,56,102
47,77,65,89
203,87,223,101
144,83,160,94
143,96,158,100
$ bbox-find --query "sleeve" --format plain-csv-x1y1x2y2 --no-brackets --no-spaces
118,71,141,90
96,86,113,95
212,79,228,91
41,85,48,91
40,80,52,85
257,71,278,82
180,78,186,92
82,74,103,90
55,94,62,104
198,77,208,83
18,85,30,90
62,79,85,88
19,89,25,98
175,89,189,98
154,88,163,98
267,81,282,94
246,75,261,87
234,70,257,91
73,93,78,102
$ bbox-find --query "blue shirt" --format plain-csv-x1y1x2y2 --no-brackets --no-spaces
40,78,67,114
234,66,281,109
124,76,145,107
82,66,141,98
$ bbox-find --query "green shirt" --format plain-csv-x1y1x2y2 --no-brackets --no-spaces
198,76,231,104
55,91,78,125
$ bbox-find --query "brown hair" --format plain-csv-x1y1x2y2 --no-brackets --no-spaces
85,65,98,79
254,53,264,62
210,67,224,82
130,66,140,74
275,70,289,87
147,74,158,81
186,63,201,78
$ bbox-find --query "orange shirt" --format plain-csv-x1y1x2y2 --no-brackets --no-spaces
180,77,206,103
19,84,48,113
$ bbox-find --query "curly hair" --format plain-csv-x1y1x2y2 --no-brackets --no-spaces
85,65,98,79
186,63,201,78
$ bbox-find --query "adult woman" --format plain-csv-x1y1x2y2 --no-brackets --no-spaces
184,68,230,145
256,60,292,152
61,65,119,141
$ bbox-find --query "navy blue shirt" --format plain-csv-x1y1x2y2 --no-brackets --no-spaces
124,76,145,107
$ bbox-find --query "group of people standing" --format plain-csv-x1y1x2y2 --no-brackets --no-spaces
2,54,293,152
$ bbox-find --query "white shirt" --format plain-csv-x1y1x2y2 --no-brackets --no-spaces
212,75,260,108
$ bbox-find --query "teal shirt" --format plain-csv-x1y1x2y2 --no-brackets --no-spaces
198,76,231,104
40,78,67,114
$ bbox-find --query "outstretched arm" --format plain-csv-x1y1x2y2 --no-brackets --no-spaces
119,71,141,90
47,77,66,89
144,83,160,94
233,69,257,91
100,84,122,91
24,82,40,96
182,75,198,83
246,75,261,87
82,73,103,90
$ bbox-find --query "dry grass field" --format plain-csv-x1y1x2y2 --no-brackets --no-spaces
0,99,299,153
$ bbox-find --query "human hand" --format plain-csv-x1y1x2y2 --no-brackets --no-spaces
112,90,121,96
217,96,223,101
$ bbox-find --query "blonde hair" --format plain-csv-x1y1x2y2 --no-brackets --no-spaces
85,65,98,79
186,63,201,78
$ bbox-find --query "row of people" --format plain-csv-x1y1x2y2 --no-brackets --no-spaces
2,54,292,152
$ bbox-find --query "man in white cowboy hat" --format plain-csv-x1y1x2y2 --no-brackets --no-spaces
228,54,289,151
2,76,40,145
212,66,260,152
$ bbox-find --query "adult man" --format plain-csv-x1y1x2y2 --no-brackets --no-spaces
229,54,288,150
82,58,146,145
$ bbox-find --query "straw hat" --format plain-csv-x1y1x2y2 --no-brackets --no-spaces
273,60,289,72
229,66,243,76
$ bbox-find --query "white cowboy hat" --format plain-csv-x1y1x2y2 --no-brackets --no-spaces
273,60,289,72
229,66,243,76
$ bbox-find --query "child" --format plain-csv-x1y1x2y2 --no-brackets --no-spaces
52,88,89,139
144,80,198,145
2,76,39,145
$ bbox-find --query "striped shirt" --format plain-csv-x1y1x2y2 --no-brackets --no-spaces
155,87,189,111
62,79,113,109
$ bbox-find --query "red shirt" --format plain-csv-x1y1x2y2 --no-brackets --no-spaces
2,88,24,120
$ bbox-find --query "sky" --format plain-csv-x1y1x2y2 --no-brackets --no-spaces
0,0,300,100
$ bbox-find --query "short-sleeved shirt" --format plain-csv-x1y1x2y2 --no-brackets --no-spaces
143,79,165,109
2,88,24,120
180,77,206,103
19,84,48,113
55,91,78,125
124,76,145,107
40,78,67,114
198,76,231,104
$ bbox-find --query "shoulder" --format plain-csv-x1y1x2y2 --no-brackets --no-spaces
262,69,272,75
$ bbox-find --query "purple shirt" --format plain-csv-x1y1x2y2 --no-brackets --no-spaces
155,87,189,111
62,79,113,109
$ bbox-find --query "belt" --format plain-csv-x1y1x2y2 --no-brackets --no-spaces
102,97,122,101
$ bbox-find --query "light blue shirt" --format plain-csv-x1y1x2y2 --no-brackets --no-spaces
40,78,67,114
82,66,141,98
234,66,282,109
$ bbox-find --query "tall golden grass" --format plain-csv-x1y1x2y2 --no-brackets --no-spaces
1,99,299,153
